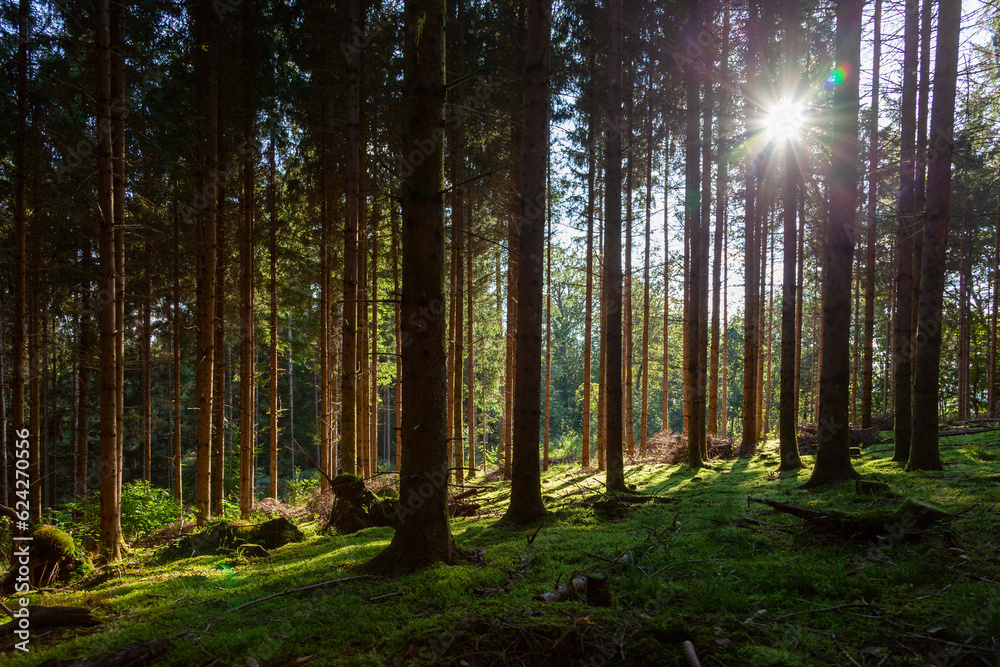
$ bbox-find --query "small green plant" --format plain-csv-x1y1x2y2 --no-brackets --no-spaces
61,480,183,541
285,469,320,506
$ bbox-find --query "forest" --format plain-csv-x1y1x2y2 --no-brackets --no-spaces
1,0,999,664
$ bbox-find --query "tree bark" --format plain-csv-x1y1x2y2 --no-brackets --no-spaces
97,0,122,557
362,0,456,574
12,0,28,524
268,132,279,499
708,8,729,438
77,239,92,501
804,0,862,488
741,0,760,455
778,0,803,471
683,0,705,468
892,0,919,463
604,0,626,490
173,189,182,504
663,131,671,433
582,47,596,469
909,0,961,472
640,73,654,453
502,0,551,524
239,0,256,515
861,0,882,430
143,239,152,483
211,165,227,517
111,0,126,512
341,0,361,477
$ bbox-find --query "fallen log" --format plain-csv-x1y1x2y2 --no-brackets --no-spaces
36,637,174,667
1,605,99,633
747,496,951,542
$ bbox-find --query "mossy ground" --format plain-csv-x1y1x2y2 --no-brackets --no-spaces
4,432,999,666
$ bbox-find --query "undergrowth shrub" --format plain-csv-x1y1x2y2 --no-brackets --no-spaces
61,480,183,541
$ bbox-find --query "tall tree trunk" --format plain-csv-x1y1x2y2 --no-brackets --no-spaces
111,0,126,510
640,76,654,453
582,48,596,468
466,202,476,476
504,214,517,479
663,131,671,432
697,66,712,462
683,0,705,468
77,239,92,500
861,0,882,429
192,0,219,525
319,141,331,489
29,151,42,522
393,204,402,469
892,0,919,463
909,0,961,471
173,190,183,504
741,0,760,455
268,132,279,499
503,0,551,523
544,156,552,469
721,218,728,436
624,71,634,459
212,177,227,516
341,0,360,477
97,0,122,556
990,184,1000,416
709,8,729,438
143,240,152,482
604,0,626,490
804,0,862,487
239,1,256,515
778,0,803,470
12,0,28,526
794,196,805,422
764,228,775,435
363,0,455,574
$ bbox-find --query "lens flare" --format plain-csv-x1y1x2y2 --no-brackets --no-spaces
764,100,806,142
825,63,852,89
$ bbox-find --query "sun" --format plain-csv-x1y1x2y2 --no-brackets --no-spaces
763,100,807,142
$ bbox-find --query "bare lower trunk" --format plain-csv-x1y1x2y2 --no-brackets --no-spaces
909,0,960,472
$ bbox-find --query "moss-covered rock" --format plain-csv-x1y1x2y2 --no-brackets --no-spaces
170,518,304,557
326,475,398,534
0,524,87,594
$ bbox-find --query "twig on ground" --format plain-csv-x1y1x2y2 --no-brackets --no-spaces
225,575,384,613
773,603,869,621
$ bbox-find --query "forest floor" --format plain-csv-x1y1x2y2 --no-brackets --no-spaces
3,430,1000,666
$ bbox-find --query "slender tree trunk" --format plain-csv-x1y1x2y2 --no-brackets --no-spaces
721,219,728,437
640,77,654,453
741,0,760,455
97,0,122,556
363,0,455,574
683,1,706,468
212,179,227,516
861,0,882,429
192,0,219,525
778,0,803,470
544,155,552,469
173,191,183,504
239,2,256,515
604,0,626,490
504,214,517,479
582,48,596,468
892,0,919,463
909,0,961,471
111,0,126,510
698,61,712,461
764,229,775,435
663,131,671,432
12,0,28,527
794,196,805,422
268,133,279,498
990,183,1000,416
624,73,634,459
29,155,42,522
709,9,729,438
143,239,152,482
503,0,551,523
319,143,331,488
393,204,402,469
341,0,360,477
466,202,476,476
804,0,862,487
77,240,92,500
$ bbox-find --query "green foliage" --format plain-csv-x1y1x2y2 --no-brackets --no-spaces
61,481,183,542
284,469,319,506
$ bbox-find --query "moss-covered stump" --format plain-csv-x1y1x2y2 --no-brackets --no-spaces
326,474,398,535
171,518,303,557
1,524,87,594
